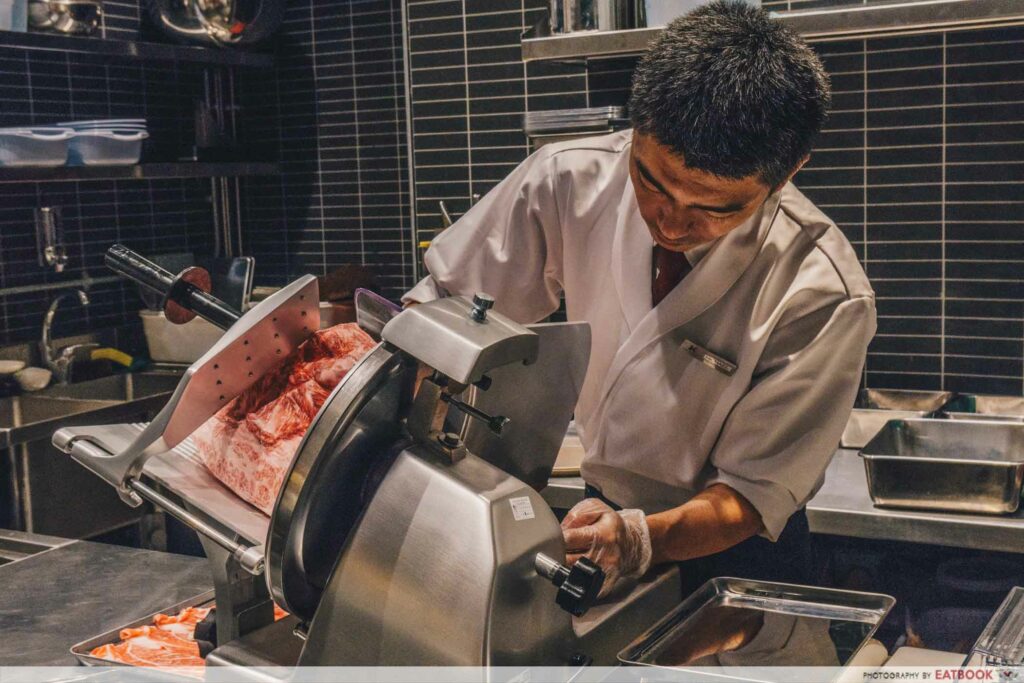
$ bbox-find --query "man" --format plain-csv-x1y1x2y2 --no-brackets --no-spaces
404,1,875,596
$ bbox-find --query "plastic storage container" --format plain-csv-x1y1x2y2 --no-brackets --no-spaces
67,129,148,166
59,118,147,131
140,310,224,364
0,127,73,166
0,0,27,31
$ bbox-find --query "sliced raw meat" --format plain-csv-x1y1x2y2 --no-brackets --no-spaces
153,606,212,638
89,602,290,671
192,323,376,514
90,625,204,669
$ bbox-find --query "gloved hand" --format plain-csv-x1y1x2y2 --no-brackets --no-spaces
561,498,653,597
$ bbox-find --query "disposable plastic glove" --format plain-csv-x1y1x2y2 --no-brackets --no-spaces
561,498,652,597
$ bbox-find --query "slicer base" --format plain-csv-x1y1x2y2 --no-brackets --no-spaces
206,616,303,674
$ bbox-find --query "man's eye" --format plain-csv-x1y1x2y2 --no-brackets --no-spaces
705,210,735,220
641,175,664,195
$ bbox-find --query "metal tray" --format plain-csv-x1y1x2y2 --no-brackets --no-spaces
942,394,1024,421
841,409,930,449
860,418,1024,514
970,586,1024,666
70,590,214,669
618,578,893,679
857,389,954,412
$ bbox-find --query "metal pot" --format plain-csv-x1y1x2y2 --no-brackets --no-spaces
28,0,101,35
145,0,285,46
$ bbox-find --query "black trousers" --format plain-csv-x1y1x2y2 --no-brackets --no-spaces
583,485,812,597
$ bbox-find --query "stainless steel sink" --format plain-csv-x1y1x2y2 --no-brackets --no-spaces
0,372,181,449
0,395,118,449
44,372,181,403
0,528,71,566
1,371,182,537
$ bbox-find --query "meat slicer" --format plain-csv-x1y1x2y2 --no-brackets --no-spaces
54,246,680,670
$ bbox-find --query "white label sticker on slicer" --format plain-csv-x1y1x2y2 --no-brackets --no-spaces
510,496,535,521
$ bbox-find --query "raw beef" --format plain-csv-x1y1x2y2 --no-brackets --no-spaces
192,323,376,514
90,625,205,669
153,605,213,638
90,604,290,670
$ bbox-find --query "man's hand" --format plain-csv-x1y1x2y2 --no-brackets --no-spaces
561,498,652,597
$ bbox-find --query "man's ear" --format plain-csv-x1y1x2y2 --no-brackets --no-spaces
771,155,811,194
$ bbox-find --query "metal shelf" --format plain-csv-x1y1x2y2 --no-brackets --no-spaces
522,0,1024,61
0,162,279,183
0,29,273,68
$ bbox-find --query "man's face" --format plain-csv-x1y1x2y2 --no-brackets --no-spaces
628,131,775,253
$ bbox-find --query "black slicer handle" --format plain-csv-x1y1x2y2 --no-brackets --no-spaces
535,553,605,617
105,243,241,330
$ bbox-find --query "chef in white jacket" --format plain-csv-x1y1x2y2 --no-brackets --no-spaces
405,1,875,596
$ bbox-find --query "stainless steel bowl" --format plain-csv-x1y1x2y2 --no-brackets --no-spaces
145,0,284,46
28,0,102,35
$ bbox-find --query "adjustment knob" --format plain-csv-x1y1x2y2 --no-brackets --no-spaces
535,553,604,617
470,292,495,322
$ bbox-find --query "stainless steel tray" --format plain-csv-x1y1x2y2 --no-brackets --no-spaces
618,578,893,678
840,389,955,449
971,586,1024,666
858,389,954,412
861,418,1024,514
841,409,930,449
70,590,214,669
943,394,1024,421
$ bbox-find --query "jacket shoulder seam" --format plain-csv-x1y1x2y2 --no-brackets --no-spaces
779,202,857,301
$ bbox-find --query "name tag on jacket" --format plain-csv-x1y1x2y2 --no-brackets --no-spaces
682,339,737,377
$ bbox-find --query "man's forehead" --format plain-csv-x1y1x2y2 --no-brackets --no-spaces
634,133,765,202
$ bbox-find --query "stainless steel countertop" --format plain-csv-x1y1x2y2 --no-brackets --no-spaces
0,540,211,665
543,448,1024,553
808,448,1024,553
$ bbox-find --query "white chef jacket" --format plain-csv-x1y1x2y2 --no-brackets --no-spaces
404,130,876,540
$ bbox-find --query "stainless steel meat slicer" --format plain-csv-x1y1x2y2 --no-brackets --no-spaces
54,246,681,669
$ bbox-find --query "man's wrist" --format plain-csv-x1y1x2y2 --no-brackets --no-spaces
645,510,678,566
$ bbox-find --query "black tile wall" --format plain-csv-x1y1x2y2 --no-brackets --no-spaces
237,0,413,301
0,9,216,347
405,1,1024,395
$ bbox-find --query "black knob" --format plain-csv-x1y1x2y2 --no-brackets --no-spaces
535,553,605,617
470,292,495,322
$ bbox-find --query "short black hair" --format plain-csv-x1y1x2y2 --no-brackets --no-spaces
629,0,830,188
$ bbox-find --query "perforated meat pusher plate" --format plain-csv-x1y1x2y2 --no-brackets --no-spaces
54,275,321,508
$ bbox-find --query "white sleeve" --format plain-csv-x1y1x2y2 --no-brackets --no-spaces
400,147,565,324
707,296,876,540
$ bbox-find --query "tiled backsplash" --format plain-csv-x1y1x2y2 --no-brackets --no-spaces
3,0,1020,396
0,15,215,347
404,0,1024,395
238,0,413,301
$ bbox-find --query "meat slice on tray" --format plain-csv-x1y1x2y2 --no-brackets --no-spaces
91,624,205,669
89,603,291,669
192,323,377,514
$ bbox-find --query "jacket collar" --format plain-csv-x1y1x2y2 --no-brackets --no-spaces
601,185,784,408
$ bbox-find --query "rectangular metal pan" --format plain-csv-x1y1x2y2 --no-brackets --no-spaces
942,394,1024,422
860,418,1024,514
840,389,955,449
841,409,930,449
971,586,1024,666
618,578,893,679
70,590,214,669
858,389,954,412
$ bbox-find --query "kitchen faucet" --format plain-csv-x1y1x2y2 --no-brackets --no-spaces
40,289,97,385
